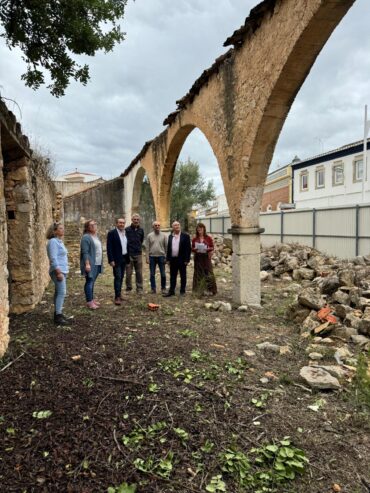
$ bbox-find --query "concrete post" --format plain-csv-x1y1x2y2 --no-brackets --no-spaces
229,227,264,307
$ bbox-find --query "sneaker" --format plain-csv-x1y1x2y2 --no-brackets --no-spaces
61,313,74,322
86,301,98,310
114,297,122,305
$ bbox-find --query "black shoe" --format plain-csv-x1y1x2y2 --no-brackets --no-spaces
151,289,156,294
54,314,69,326
126,287,132,292
163,292,175,297
61,313,73,322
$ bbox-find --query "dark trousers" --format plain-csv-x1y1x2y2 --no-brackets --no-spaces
113,255,128,297
126,255,143,291
169,258,187,294
149,256,166,291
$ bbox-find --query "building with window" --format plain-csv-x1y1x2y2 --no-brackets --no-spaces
292,138,369,208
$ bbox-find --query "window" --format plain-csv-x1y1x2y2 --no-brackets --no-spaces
353,158,363,182
315,167,325,188
300,171,308,191
332,163,344,186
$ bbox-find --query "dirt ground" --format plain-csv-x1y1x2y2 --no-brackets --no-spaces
0,264,369,493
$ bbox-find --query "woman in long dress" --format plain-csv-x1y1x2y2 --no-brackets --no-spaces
192,223,217,296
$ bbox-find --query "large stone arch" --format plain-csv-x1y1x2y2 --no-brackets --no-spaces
156,115,228,228
122,0,356,305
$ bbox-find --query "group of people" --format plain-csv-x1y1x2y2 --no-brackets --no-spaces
46,213,217,324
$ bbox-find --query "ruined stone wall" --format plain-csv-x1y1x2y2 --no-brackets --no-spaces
0,130,10,356
63,177,124,236
53,178,105,198
4,157,56,314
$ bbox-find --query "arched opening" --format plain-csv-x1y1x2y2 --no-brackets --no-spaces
160,125,226,234
131,166,146,216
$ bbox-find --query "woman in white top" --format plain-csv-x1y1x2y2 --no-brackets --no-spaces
80,219,103,309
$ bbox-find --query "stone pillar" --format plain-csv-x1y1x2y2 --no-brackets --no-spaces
229,227,264,307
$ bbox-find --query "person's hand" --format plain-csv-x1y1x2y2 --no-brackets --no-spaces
56,272,64,281
110,261,115,267
85,263,91,273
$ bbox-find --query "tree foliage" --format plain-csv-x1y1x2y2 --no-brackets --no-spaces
0,0,127,96
170,158,216,228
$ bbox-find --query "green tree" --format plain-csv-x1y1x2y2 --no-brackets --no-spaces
170,158,216,229
0,0,127,96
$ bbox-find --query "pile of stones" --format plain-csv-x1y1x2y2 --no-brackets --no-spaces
258,243,370,341
211,235,233,272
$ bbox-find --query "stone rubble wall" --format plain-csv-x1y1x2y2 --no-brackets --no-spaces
0,134,10,356
4,157,56,314
63,177,124,238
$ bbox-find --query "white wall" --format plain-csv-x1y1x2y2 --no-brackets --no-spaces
293,150,370,208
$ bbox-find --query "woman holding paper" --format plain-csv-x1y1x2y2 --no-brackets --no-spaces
192,223,217,296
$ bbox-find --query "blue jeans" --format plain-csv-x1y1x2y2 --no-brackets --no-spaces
149,256,166,291
50,271,67,315
84,265,101,302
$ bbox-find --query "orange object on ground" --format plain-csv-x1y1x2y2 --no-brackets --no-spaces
148,303,160,311
317,306,331,321
326,314,338,324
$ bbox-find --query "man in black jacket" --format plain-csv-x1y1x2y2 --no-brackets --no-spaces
107,218,130,305
163,221,191,297
125,213,145,293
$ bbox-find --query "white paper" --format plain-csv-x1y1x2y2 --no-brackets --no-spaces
195,242,207,253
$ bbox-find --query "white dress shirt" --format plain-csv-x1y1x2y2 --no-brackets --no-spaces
171,233,180,257
116,228,127,255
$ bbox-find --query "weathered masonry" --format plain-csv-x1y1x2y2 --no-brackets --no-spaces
121,0,355,306
0,100,56,357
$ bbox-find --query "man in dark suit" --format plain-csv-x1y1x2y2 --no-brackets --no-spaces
107,217,129,305
163,221,191,297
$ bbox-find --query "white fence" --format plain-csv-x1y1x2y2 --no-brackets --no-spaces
198,204,370,259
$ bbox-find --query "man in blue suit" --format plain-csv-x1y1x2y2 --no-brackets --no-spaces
163,221,191,297
107,218,129,305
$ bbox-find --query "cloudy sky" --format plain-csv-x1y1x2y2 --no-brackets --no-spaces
1,0,370,193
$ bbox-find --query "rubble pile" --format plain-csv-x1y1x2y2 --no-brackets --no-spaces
259,243,370,344
211,235,233,272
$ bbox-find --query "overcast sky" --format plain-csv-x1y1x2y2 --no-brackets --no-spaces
1,0,370,193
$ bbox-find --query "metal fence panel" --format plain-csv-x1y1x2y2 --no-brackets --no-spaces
261,235,281,247
198,204,370,259
284,236,313,247
316,237,355,258
284,211,312,236
260,213,280,234
359,207,370,238
359,238,370,256
316,208,355,237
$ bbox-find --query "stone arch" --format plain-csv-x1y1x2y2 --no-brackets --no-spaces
240,0,355,228
158,119,227,229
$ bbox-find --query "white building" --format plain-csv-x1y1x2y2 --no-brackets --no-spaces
292,138,370,208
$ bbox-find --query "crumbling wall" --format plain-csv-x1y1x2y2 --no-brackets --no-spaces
63,177,124,236
4,156,56,314
0,130,10,356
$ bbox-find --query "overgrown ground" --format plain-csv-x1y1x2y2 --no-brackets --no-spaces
1,265,369,493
